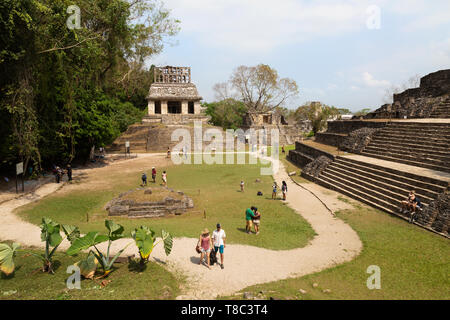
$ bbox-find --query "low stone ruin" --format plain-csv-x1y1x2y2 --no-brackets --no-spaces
415,193,449,236
105,187,194,219
301,156,332,178
339,128,380,154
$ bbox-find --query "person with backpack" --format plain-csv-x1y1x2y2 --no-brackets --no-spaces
212,223,226,269
141,172,147,186
281,181,288,201
197,228,213,269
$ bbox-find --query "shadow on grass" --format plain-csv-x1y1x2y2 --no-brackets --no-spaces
128,259,148,273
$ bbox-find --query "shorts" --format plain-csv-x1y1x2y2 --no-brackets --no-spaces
214,245,224,254
253,219,260,226
201,248,211,253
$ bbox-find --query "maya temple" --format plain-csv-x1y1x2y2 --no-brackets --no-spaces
144,66,209,124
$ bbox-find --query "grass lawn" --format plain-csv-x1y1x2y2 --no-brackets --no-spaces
0,246,182,300
221,201,450,300
17,154,315,250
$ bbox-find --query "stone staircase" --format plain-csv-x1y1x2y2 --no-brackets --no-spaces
360,122,450,173
310,156,448,227
429,98,450,118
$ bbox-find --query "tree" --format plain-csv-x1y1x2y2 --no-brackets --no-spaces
294,102,341,135
354,108,372,117
225,64,298,115
203,99,248,130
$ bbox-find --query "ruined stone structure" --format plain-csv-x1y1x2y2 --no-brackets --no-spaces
145,66,209,124
365,69,450,119
241,109,309,145
105,187,194,219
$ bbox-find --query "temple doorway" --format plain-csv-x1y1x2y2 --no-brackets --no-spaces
168,101,181,114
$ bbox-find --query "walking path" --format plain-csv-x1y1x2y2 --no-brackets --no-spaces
0,153,362,299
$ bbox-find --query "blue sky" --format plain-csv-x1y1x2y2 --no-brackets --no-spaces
151,0,450,112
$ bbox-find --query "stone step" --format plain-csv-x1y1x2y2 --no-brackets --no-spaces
384,125,450,133
360,151,450,173
316,173,401,213
373,132,450,144
335,158,447,192
337,156,449,187
331,161,441,199
362,146,449,166
310,175,447,235
377,130,450,139
364,145,450,162
320,169,431,207
370,138,450,152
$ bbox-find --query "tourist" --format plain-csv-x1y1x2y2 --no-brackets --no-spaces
197,228,213,269
162,171,167,186
281,181,288,201
167,147,171,158
66,164,72,182
141,172,147,186
282,145,285,154
55,166,62,183
151,167,156,183
245,207,256,234
212,223,226,269
240,180,244,192
272,182,278,200
409,195,423,223
400,190,416,214
252,207,261,235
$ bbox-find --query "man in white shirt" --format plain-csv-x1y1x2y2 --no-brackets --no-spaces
212,223,226,269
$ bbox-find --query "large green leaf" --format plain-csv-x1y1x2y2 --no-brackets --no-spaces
162,229,173,256
40,217,62,247
66,232,109,256
132,226,154,260
75,254,98,279
0,243,20,275
105,220,124,241
61,224,80,244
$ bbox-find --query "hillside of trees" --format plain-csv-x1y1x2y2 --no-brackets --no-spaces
0,0,179,175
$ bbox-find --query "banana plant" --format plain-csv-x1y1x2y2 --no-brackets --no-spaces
0,243,20,276
67,220,132,277
131,226,173,264
30,218,80,274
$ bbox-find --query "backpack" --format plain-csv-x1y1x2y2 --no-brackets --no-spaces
257,191,263,196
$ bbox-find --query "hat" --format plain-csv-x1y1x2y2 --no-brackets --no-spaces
202,228,209,235
152,167,155,169
216,223,221,228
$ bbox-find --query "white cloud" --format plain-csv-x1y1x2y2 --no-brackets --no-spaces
164,0,370,52
362,72,390,87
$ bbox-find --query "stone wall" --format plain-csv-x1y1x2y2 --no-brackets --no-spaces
415,193,449,236
326,120,388,134
365,69,450,119
315,132,347,147
288,141,335,168
301,156,333,178
339,128,381,154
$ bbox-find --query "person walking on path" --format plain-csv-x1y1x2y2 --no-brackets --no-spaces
66,164,72,182
240,180,244,192
197,228,213,269
252,207,261,235
141,172,147,186
272,182,278,200
162,171,167,186
151,167,156,183
245,207,256,234
281,181,288,201
212,223,226,269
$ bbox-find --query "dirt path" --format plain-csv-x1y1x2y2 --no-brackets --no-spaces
0,153,362,300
